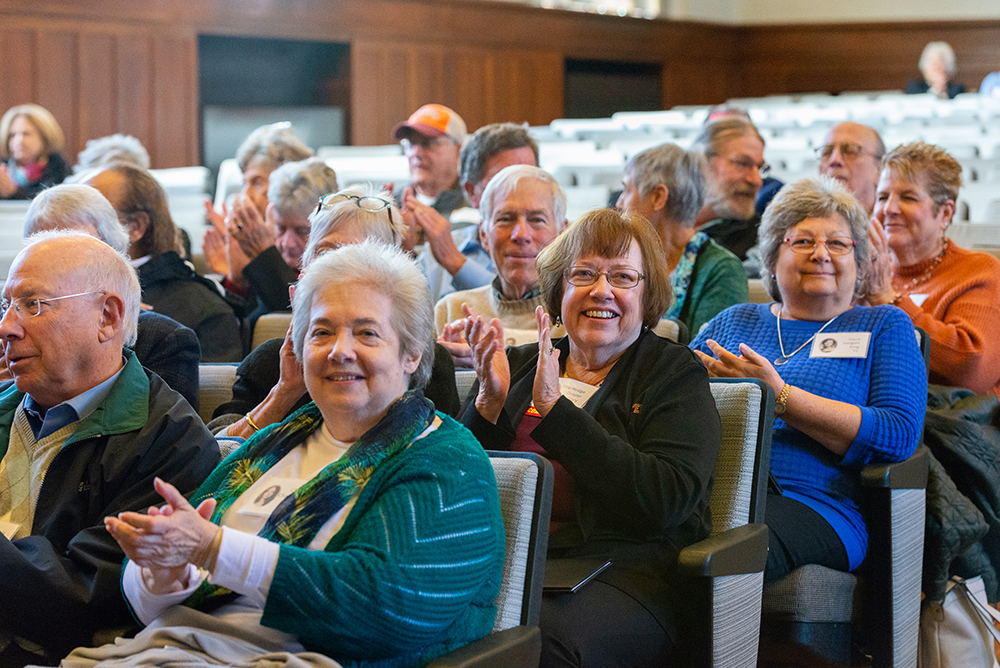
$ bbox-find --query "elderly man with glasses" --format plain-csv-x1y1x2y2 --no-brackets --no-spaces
693,118,770,262
817,121,886,214
0,230,218,665
394,104,467,219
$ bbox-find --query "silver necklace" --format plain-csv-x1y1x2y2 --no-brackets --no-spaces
774,306,841,366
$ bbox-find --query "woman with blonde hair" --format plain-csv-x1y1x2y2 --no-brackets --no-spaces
0,103,70,199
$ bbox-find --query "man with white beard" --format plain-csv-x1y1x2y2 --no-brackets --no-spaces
693,118,769,262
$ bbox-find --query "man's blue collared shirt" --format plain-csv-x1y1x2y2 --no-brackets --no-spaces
22,366,124,440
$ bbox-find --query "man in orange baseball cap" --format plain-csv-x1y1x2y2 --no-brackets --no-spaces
394,104,467,217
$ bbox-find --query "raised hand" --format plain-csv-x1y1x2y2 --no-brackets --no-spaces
106,477,219,570
532,306,561,417
402,188,466,275
437,303,481,368
228,195,275,260
465,313,510,424
0,164,16,198
694,339,783,396
864,218,897,306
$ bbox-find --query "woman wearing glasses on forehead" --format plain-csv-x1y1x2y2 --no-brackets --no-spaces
210,184,460,440
462,208,721,666
867,142,1000,397
692,177,926,584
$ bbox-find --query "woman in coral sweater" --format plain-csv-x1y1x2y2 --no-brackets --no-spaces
868,141,1000,397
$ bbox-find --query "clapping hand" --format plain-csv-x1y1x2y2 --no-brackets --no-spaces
105,478,219,594
437,303,480,368
694,340,784,396
532,306,561,418
865,218,897,306
465,312,510,424
228,195,275,260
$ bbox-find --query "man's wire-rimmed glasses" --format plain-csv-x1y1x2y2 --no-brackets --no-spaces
0,291,107,319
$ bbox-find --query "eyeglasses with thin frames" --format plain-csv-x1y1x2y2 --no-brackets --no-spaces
717,155,771,179
565,266,645,289
0,291,106,319
315,194,398,244
814,142,882,162
783,236,856,256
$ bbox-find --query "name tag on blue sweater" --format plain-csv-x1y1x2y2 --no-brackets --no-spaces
809,332,871,358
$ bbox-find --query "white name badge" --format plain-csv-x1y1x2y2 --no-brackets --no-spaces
910,294,929,307
809,332,871,359
237,477,306,517
0,520,20,540
557,377,600,408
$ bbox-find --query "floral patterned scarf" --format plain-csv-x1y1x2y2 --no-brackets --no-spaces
184,390,435,611
665,231,710,321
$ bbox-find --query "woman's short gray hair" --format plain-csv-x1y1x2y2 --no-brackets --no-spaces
623,143,705,226
292,240,435,390
758,177,872,303
920,41,957,77
301,184,405,269
480,165,567,231
267,157,339,220
23,229,141,347
236,122,314,174
76,134,150,172
23,184,130,255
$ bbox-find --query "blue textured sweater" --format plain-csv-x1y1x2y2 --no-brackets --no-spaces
692,303,927,569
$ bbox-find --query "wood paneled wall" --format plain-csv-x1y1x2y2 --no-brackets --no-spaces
3,0,1000,167
351,42,564,144
735,20,1000,97
0,15,198,168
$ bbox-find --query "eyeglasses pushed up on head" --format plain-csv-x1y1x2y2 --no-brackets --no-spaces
315,193,398,244
783,236,856,256
564,266,645,289
0,291,106,319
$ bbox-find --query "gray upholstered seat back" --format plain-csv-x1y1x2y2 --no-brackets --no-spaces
708,379,771,534
489,456,540,632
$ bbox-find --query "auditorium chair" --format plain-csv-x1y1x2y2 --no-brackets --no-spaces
427,451,553,668
677,378,774,667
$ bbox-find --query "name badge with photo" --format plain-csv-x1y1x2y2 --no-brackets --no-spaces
809,332,871,359
237,477,306,517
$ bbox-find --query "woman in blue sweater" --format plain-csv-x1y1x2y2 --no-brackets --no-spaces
692,177,926,581
66,241,505,668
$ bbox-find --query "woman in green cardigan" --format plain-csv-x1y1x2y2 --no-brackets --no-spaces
71,241,505,668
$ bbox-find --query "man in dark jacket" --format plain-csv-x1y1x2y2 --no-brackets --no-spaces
84,165,243,362
0,231,219,664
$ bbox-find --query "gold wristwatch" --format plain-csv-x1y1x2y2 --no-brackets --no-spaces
775,383,791,415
